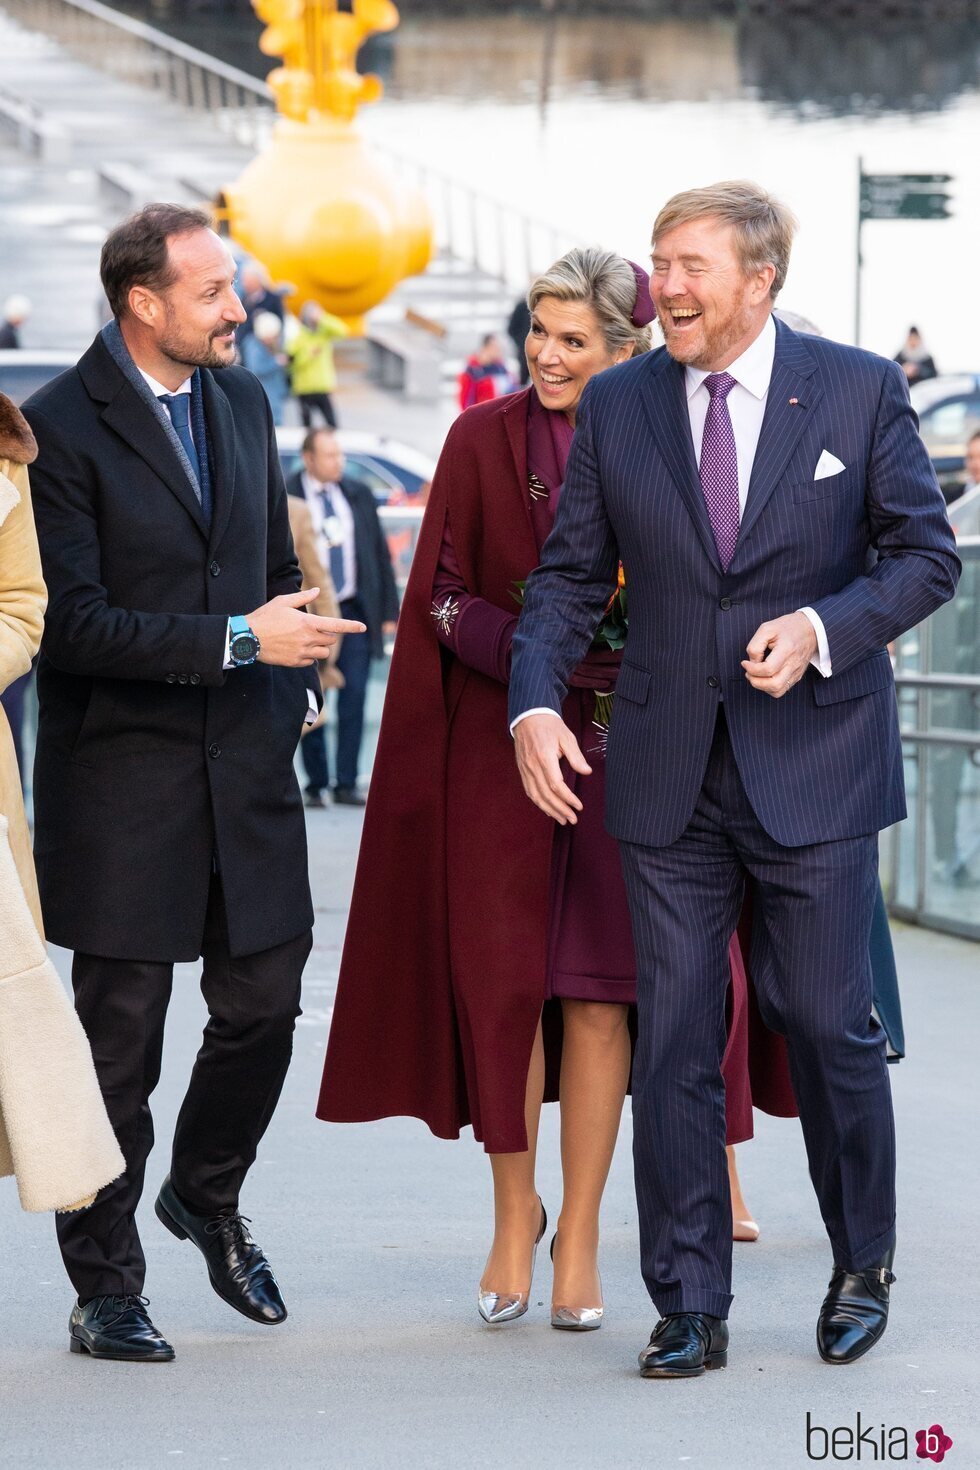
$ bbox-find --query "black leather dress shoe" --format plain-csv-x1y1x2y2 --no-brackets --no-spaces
638,1313,729,1378
333,786,366,807
155,1176,287,1325
817,1246,895,1364
69,1296,174,1362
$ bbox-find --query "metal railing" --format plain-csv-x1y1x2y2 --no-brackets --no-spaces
3,0,275,146
1,0,580,289
884,536,980,940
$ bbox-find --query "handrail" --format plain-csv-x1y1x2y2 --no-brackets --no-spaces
2,0,581,288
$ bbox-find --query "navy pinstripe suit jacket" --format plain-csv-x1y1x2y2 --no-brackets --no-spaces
509,318,961,848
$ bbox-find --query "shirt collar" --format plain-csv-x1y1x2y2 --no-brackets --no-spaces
139,368,193,399
685,313,776,403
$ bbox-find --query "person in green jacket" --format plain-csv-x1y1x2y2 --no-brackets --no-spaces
288,301,350,428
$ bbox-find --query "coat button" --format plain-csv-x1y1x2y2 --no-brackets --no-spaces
208,743,221,758
190,674,201,685
166,673,177,683
178,674,189,684
719,597,732,610
707,675,720,689
209,560,220,576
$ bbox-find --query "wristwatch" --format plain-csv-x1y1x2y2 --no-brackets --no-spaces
228,614,261,667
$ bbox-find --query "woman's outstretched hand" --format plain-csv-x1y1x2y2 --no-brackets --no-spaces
513,713,592,825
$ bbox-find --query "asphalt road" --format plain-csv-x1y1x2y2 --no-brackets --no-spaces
2,801,978,1470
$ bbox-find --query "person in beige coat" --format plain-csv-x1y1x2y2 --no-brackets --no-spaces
0,392,123,1213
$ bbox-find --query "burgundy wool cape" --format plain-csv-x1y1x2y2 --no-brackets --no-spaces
316,390,796,1151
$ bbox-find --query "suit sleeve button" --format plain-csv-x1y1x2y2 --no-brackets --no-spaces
166,673,177,683
208,743,221,758
190,674,201,685
178,674,189,684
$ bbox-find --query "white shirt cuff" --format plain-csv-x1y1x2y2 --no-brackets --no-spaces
510,707,562,736
305,689,319,726
799,607,832,677
222,619,233,670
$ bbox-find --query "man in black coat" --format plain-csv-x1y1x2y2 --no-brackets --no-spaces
287,428,399,806
23,204,363,1363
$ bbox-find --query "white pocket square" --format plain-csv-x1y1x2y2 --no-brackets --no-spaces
814,449,846,480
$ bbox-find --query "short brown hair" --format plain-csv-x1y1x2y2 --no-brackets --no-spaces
100,203,214,318
652,182,798,300
302,427,336,456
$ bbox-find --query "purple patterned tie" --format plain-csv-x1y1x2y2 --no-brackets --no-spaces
699,372,739,570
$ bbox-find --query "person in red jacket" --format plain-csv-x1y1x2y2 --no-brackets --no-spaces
458,333,516,410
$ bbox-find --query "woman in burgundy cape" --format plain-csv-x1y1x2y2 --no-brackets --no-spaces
317,249,795,1329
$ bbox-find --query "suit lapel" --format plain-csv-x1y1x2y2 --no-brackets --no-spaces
736,321,821,553
637,354,723,573
101,384,209,538
200,371,237,551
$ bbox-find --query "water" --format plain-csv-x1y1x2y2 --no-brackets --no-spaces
110,5,980,368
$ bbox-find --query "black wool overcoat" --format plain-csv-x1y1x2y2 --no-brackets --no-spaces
23,335,318,961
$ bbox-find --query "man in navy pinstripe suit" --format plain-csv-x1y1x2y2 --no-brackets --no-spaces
510,182,959,1378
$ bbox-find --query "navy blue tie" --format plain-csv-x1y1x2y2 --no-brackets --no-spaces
158,394,202,498
320,488,346,594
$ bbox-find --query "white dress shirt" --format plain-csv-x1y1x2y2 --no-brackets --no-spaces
512,314,832,732
684,315,831,676
301,471,357,602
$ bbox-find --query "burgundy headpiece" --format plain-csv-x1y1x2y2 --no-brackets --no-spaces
625,259,656,328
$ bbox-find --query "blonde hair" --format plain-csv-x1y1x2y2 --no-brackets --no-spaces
528,247,651,358
652,182,798,300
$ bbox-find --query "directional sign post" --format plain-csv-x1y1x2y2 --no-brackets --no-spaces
855,162,953,344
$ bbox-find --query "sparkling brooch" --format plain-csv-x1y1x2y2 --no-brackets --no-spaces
431,596,460,636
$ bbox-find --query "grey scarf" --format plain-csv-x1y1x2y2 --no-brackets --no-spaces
100,318,204,507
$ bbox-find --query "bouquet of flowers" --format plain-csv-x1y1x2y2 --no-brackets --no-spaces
512,564,628,735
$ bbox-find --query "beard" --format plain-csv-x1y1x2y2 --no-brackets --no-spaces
158,304,236,371
658,290,756,370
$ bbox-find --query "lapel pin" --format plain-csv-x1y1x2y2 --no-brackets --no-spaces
789,397,800,406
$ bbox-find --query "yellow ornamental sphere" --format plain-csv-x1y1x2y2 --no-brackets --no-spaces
223,118,433,331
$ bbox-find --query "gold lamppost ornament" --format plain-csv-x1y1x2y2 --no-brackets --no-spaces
222,0,433,331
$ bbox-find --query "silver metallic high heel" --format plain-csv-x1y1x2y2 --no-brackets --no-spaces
477,1199,547,1324
549,1230,604,1331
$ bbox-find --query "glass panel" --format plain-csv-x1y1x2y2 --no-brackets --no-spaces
923,741,980,916
886,543,980,934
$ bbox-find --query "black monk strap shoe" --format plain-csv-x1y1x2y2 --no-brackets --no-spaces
155,1175,287,1326
69,1295,175,1362
638,1313,729,1378
817,1247,896,1365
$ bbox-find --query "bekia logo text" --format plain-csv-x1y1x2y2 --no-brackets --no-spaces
806,1413,953,1462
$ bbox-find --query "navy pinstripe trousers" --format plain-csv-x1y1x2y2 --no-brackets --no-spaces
620,710,896,1320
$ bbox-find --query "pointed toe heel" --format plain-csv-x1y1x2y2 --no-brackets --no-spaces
477,1198,547,1326
549,1228,604,1331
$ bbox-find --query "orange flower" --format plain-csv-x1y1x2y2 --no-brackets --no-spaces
618,562,626,589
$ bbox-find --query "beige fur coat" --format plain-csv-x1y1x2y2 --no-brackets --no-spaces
0,393,124,1212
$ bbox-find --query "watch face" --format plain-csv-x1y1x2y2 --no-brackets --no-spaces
231,634,257,663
